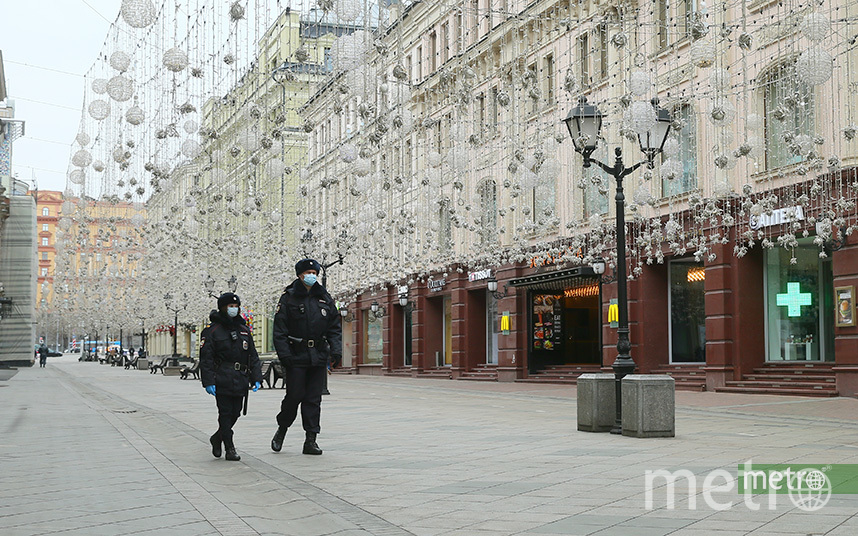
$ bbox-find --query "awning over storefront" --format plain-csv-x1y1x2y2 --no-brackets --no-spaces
510,267,600,292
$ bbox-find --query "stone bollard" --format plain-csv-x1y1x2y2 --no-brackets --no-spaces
136,358,148,370
577,373,617,432
621,375,675,438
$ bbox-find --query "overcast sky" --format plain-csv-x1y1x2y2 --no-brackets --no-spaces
3,1,125,193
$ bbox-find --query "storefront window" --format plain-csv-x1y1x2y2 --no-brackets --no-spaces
669,261,706,362
765,239,834,361
364,310,383,364
486,292,498,365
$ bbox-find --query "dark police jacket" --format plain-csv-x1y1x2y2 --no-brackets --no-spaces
273,279,342,368
200,310,263,397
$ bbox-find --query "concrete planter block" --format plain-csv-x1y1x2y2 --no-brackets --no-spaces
136,358,149,370
622,375,675,438
163,366,182,376
577,373,617,432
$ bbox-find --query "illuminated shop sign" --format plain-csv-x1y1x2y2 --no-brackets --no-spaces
428,279,446,292
776,282,812,317
468,269,491,282
749,205,804,230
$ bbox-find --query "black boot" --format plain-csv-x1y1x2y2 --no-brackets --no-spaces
303,432,322,455
210,433,222,458
271,427,287,452
225,447,241,461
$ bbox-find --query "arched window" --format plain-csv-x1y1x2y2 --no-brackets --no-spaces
478,179,497,246
763,61,814,170
42,207,50,216
583,167,609,218
663,103,698,197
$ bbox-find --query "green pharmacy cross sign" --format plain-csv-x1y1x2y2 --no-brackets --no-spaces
777,282,812,317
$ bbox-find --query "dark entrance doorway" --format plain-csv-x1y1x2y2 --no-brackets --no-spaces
528,281,601,373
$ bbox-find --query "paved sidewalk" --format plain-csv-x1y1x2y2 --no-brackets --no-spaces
1,356,857,536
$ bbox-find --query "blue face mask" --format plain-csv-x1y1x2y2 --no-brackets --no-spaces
227,306,239,318
303,273,317,287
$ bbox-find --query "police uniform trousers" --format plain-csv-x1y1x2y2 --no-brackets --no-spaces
276,365,326,434
213,394,244,448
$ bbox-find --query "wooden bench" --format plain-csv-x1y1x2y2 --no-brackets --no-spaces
180,359,200,380
149,357,169,374
124,356,139,370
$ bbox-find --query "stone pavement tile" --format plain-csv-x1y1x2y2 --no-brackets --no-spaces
756,513,853,533
523,516,616,535
589,526,679,536
683,518,768,532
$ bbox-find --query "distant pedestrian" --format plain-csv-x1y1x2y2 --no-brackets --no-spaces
199,293,262,461
270,259,342,456
38,344,48,368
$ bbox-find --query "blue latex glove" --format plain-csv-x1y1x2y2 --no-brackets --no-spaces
205,385,216,396
252,382,260,392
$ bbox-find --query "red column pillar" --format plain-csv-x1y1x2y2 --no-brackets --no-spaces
833,232,858,397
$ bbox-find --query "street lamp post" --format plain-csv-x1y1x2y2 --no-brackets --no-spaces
564,97,672,434
164,293,187,360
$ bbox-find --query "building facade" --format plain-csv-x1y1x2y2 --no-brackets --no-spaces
299,1,858,396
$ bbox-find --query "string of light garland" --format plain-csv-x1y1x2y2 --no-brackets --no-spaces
52,0,858,339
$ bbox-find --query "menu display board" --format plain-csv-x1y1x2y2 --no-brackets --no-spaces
532,294,563,351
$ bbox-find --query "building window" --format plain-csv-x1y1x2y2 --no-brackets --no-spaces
527,62,538,115
456,12,463,54
324,48,332,71
416,46,422,82
544,53,555,106
439,202,452,250
669,260,706,362
364,310,383,364
41,268,48,277
42,207,49,216
429,31,437,73
489,87,499,136
441,22,450,64
764,61,814,170
662,104,698,197
42,223,49,231
583,168,609,218
657,0,698,49
479,179,497,246
765,238,834,362
592,23,608,82
41,252,48,260
477,93,486,135
41,237,49,246
578,33,589,89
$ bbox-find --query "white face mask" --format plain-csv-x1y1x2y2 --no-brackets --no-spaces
227,306,239,318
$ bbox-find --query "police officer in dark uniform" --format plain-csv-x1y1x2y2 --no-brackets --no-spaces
200,292,262,461
270,259,342,455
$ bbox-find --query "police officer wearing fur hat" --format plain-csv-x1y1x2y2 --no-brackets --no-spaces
200,292,262,461
271,259,342,455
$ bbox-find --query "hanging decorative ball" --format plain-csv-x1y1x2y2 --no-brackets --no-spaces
109,51,131,72
633,186,653,206
496,90,511,107
107,75,134,102
738,33,752,50
662,138,681,158
295,47,310,63
126,105,144,125
265,158,286,178
708,97,736,126
72,150,92,168
427,151,443,168
796,47,833,85
69,169,86,185
843,125,857,141
88,99,110,120
61,201,75,214
661,159,684,180
713,181,733,198
270,210,282,223
238,128,260,151
181,139,202,159
336,0,363,22
163,47,189,72
75,132,91,146
611,32,628,48
339,143,358,163
183,119,198,134
354,158,371,177
229,1,245,21
628,70,650,96
120,0,156,28
332,30,369,71
801,12,830,42
58,218,73,231
746,113,763,131
538,158,561,181
223,54,236,65
393,63,408,80
690,40,716,68
709,68,730,90
92,78,108,94
624,100,657,135
92,160,105,172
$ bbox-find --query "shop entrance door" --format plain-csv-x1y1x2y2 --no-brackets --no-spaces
404,308,412,366
561,289,601,365
486,292,498,365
